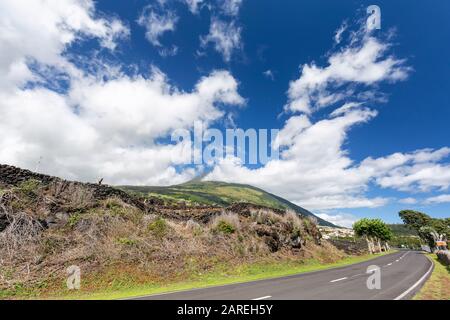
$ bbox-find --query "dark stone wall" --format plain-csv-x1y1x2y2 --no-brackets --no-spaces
0,164,146,210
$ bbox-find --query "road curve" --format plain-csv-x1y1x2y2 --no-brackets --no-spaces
131,250,433,300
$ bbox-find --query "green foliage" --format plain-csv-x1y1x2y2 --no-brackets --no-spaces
147,217,168,237
17,179,41,195
399,210,432,233
104,198,126,216
117,237,137,246
68,213,81,227
215,220,236,234
389,236,421,249
353,218,371,237
388,224,418,236
353,218,392,241
399,210,449,247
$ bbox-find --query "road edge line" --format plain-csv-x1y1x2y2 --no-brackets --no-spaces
393,253,434,300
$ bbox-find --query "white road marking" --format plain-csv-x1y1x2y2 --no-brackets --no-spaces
330,277,348,283
350,273,363,278
394,256,434,300
252,295,271,300
395,259,400,262
387,263,393,266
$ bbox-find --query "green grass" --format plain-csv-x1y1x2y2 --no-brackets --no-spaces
40,251,394,300
414,253,450,300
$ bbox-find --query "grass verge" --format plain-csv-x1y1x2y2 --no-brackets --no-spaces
414,253,450,300
35,250,394,300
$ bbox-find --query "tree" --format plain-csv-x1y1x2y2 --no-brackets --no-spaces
353,218,392,254
399,210,449,251
399,210,432,233
370,219,393,252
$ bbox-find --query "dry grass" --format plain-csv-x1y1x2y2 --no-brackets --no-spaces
0,182,348,299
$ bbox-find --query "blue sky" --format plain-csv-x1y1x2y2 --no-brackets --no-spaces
1,0,449,227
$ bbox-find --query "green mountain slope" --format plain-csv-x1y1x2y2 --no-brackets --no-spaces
388,224,418,236
121,181,336,227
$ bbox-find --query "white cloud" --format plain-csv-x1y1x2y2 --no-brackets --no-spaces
263,70,275,80
334,22,347,44
220,0,243,16
399,197,418,205
205,20,450,211
360,148,450,192
316,212,358,228
205,107,389,210
184,0,204,14
0,0,128,91
0,0,245,185
201,18,242,62
137,6,178,47
425,194,450,204
286,30,411,114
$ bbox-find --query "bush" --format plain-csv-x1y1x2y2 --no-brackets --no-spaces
117,237,137,246
211,213,240,234
216,220,236,234
104,198,126,216
68,213,81,227
250,209,281,225
17,179,41,195
147,217,168,237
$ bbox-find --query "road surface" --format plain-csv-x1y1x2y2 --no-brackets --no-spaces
131,250,433,300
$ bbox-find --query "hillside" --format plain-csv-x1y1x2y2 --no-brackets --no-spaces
0,164,344,298
388,224,418,237
121,181,336,227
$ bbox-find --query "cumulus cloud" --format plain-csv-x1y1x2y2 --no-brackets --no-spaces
316,212,358,228
399,197,418,205
137,6,178,48
285,28,411,114
200,18,242,62
205,19,450,211
0,0,128,91
425,194,450,204
0,0,244,185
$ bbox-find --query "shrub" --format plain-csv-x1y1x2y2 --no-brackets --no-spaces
250,209,281,225
148,217,168,237
216,220,236,234
211,213,240,235
117,237,137,246
68,213,81,227
103,198,126,216
17,179,41,195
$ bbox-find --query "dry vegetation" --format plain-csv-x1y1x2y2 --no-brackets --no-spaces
0,179,345,298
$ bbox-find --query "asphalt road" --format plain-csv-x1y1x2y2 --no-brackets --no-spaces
131,250,433,300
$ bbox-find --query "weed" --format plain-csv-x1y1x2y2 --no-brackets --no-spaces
68,213,81,227
147,217,168,237
215,220,236,234
117,237,137,246
17,179,41,195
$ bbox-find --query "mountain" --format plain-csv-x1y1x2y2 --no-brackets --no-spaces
121,181,336,227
